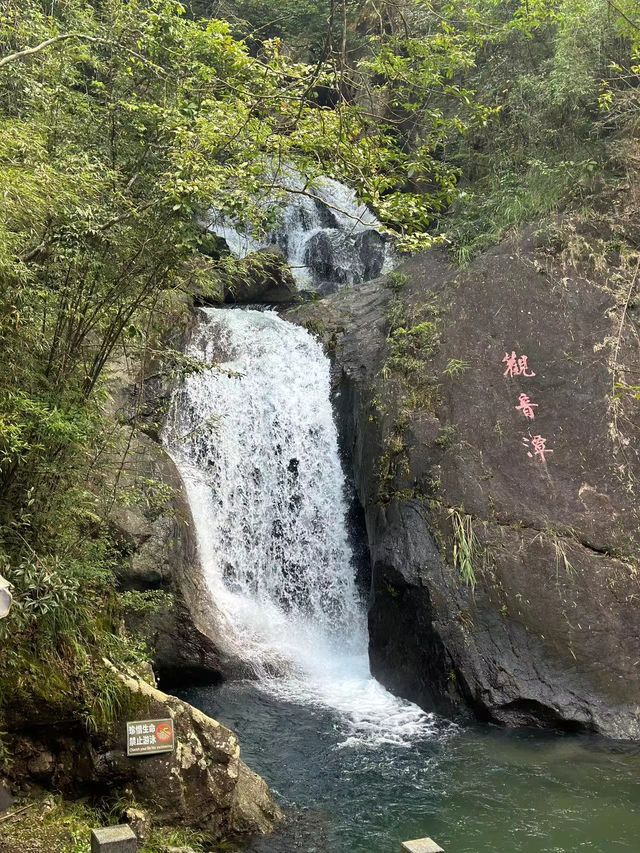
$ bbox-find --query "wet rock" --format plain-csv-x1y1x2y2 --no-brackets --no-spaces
103,351,240,688
244,806,331,853
105,431,228,686
354,230,386,281
289,233,640,739
304,228,385,289
305,229,356,285
221,248,298,304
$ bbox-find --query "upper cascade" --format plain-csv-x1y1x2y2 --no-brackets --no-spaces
205,169,392,293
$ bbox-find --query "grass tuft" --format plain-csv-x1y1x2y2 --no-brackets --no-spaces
449,509,478,588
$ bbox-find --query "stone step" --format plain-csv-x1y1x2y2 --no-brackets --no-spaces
401,838,445,853
90,825,137,852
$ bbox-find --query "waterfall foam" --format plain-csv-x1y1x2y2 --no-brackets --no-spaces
164,308,434,746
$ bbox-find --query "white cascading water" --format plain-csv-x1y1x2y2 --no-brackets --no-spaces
206,170,392,292
164,308,434,746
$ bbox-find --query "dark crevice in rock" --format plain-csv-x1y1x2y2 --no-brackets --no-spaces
576,539,616,558
490,698,596,733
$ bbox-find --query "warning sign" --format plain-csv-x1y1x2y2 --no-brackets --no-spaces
126,718,175,756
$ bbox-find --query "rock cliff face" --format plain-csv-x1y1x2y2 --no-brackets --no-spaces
106,428,231,687
289,230,640,739
104,340,235,688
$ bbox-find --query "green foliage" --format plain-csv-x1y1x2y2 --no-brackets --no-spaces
0,0,496,747
435,424,458,447
208,0,639,257
447,156,601,263
0,521,137,728
374,294,443,501
211,248,295,301
143,826,208,852
204,1,503,248
119,589,174,614
208,0,332,53
384,295,441,383
388,321,440,370
440,0,638,259
116,479,175,517
0,0,383,732
386,271,409,293
449,508,478,588
616,383,640,401
0,793,209,852
0,0,637,811
0,796,106,852
443,358,470,377
550,0,610,105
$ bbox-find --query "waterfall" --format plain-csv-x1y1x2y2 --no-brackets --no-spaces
206,171,392,293
164,308,432,746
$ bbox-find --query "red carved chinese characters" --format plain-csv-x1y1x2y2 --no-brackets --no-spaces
502,350,553,463
522,435,553,463
515,392,537,420
502,351,536,378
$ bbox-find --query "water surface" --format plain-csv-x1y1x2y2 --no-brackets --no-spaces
183,682,640,853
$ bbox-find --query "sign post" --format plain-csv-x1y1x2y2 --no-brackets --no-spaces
126,718,174,757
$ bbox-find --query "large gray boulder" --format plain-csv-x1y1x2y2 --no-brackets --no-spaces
4,666,282,843
98,666,283,840
220,248,299,304
303,228,386,292
288,230,640,739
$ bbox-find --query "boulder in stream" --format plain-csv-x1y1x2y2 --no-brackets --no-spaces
217,248,299,304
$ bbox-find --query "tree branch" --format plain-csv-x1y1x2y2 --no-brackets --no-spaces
0,33,168,77
0,33,94,69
